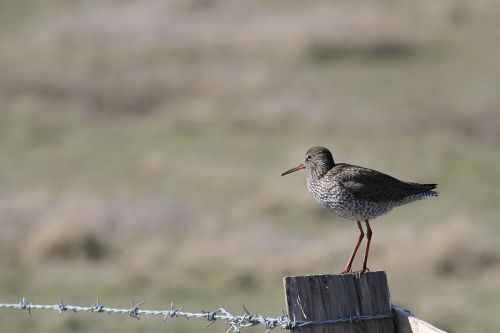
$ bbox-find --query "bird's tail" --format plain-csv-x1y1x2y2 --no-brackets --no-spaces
405,183,438,197
418,183,438,197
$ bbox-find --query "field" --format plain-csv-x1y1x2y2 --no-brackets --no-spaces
1,1,500,332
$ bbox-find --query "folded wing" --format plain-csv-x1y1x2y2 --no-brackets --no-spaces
334,164,437,203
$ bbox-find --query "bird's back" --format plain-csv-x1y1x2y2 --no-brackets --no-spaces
330,163,437,202
307,163,437,220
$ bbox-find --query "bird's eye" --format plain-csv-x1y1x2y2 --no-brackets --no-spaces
305,155,312,161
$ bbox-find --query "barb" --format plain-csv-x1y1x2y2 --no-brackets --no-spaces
0,298,393,332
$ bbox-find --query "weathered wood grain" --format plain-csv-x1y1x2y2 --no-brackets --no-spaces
284,271,394,333
354,271,394,333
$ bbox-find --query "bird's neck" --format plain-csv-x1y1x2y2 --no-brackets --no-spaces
308,161,334,181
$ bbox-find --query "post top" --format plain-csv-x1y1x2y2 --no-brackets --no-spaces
283,270,387,280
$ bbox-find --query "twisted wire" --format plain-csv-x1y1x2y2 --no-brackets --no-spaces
0,298,393,332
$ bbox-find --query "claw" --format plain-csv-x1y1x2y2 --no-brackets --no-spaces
338,267,352,275
353,267,370,278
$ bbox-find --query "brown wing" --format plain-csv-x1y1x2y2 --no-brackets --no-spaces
333,164,436,203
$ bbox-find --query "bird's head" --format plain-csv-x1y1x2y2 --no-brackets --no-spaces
281,146,335,178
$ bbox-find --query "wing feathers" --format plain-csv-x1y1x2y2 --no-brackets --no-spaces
333,164,437,203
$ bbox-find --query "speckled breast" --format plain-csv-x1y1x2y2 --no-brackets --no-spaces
307,177,395,221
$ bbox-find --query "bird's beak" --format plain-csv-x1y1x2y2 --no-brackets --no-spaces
281,163,305,176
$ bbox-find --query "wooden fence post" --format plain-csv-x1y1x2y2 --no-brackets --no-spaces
284,271,394,333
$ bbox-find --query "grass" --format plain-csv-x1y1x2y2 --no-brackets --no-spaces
1,1,500,332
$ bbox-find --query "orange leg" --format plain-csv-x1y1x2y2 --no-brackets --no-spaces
339,221,364,274
361,220,372,274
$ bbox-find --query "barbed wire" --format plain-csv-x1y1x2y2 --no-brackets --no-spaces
0,298,393,332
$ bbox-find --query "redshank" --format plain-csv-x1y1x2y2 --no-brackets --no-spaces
281,146,437,274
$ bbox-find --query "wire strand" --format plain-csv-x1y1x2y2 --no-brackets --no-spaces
0,298,394,332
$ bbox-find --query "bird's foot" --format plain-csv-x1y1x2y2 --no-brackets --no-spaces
353,267,370,278
338,266,352,275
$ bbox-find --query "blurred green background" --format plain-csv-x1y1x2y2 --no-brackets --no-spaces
1,0,500,332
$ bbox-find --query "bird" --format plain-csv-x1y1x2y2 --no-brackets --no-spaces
281,146,437,275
